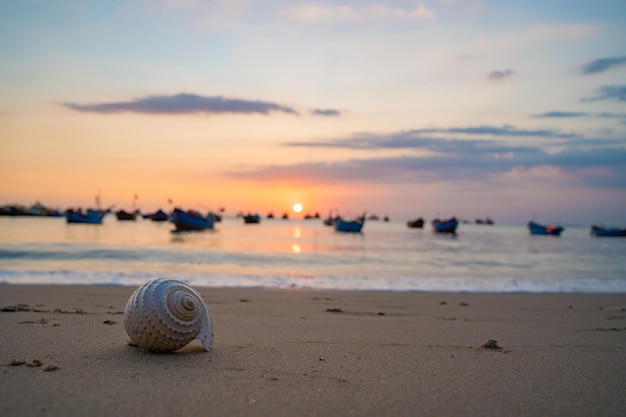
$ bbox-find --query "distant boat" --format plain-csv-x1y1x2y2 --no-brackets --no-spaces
66,209,105,224
171,208,214,232
335,214,365,233
115,210,137,221
149,209,169,222
528,221,564,236
432,217,458,234
243,214,261,224
117,194,139,221
323,213,342,226
590,225,626,237
407,217,425,228
26,201,47,216
205,212,222,222
206,212,221,223
1,203,63,217
281,212,289,220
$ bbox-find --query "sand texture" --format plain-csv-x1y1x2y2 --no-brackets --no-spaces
1,285,625,417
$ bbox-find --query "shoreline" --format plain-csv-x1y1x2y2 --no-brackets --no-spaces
1,285,625,417
2,277,625,294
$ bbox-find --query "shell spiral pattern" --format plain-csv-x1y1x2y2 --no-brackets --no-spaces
124,279,213,353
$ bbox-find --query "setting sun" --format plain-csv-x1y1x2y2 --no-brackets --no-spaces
292,203,303,213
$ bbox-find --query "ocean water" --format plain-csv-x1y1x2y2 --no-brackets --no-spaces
0,216,625,293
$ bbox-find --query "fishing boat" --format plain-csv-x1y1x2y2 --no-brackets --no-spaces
335,214,365,233
322,210,342,226
528,221,564,236
590,225,626,237
432,217,458,234
149,209,169,222
66,209,106,224
115,210,137,221
323,213,342,226
475,217,495,225
407,217,425,228
243,214,261,224
116,194,140,221
170,208,214,232
203,211,222,222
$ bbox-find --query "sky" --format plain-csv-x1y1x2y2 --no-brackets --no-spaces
1,0,625,225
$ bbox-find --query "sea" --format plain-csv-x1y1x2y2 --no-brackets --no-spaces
1,216,625,293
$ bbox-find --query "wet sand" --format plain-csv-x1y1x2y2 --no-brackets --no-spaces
1,285,625,417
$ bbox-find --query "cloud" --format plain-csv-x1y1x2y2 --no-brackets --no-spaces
63,93,299,116
553,137,624,147
486,70,513,81
581,56,626,75
285,125,579,150
437,125,574,138
581,85,626,103
227,144,626,189
533,111,589,118
533,111,626,125
311,108,342,117
227,125,626,189
282,3,434,23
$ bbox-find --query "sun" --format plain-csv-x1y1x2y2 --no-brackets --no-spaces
292,203,303,213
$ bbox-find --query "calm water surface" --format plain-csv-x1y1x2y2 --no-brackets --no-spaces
1,216,625,292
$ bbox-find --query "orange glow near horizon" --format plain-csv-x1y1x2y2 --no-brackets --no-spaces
0,174,398,219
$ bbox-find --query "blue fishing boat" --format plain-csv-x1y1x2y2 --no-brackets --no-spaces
243,214,261,224
335,214,365,233
590,225,626,237
432,217,458,234
149,209,169,222
528,221,564,236
66,209,106,224
171,208,214,232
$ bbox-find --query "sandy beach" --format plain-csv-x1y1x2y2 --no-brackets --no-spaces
1,285,625,417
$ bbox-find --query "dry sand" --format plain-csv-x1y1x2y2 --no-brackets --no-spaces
1,285,625,417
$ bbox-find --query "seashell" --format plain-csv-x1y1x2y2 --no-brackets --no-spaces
124,279,213,353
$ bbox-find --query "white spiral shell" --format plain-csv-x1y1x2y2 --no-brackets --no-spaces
123,279,213,353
